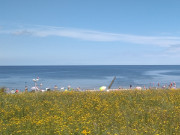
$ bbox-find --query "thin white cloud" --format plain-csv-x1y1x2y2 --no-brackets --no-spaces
144,44,180,57
13,30,33,35
1,26,180,47
165,44,180,54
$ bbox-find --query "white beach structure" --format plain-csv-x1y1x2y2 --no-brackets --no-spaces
32,77,40,91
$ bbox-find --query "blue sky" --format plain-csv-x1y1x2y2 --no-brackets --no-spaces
0,0,180,65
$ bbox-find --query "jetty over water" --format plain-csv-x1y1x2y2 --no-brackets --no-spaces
108,76,116,89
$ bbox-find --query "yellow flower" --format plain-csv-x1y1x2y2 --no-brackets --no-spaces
81,129,91,135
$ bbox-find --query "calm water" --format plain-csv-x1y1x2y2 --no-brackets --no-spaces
0,65,180,91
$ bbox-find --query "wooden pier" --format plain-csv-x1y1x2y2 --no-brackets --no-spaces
108,76,116,89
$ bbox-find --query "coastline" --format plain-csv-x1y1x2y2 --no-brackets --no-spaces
1,87,179,94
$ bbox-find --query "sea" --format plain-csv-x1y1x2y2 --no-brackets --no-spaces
0,65,180,91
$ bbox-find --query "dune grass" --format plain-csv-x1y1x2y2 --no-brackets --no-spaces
0,89,180,135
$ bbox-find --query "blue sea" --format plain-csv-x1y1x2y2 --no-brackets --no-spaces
0,65,180,91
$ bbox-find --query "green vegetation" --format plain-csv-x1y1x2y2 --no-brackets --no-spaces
0,90,180,134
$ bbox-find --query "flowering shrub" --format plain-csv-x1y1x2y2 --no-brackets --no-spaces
0,90,179,134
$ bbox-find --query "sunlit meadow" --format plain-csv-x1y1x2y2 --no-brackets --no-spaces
0,89,180,135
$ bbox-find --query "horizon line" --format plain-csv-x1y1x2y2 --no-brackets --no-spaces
0,64,180,66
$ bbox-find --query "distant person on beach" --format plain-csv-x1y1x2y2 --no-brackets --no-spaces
54,85,58,90
168,82,173,89
173,82,176,88
25,86,28,92
68,85,71,90
15,89,19,93
130,84,132,89
76,87,80,91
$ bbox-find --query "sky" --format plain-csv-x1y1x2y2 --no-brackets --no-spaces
0,0,180,65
